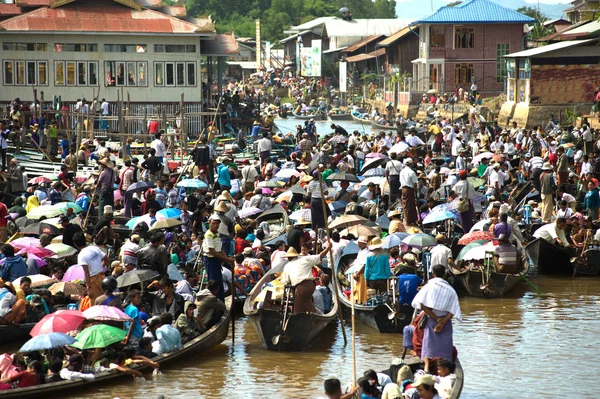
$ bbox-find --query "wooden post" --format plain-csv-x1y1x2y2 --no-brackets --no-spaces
161,106,167,131
143,108,148,135
33,88,38,118
117,89,122,137
40,91,44,119
180,93,186,163
126,92,131,135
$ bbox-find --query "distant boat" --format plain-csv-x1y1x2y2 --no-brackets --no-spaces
351,111,370,125
328,113,352,121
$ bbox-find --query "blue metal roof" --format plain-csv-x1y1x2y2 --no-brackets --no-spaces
411,0,536,25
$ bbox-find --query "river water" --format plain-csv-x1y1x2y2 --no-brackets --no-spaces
60,275,600,399
62,118,599,398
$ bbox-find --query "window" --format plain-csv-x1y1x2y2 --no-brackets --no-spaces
16,61,25,85
2,42,47,51
430,27,445,48
78,62,87,85
38,61,47,85
187,62,196,86
155,62,164,86
89,62,98,86
154,44,196,53
55,61,96,86
54,43,97,52
454,27,474,49
138,62,147,86
27,61,36,85
66,61,76,86
166,62,175,86
4,61,13,85
104,44,147,53
176,62,185,85
496,43,509,82
55,61,64,85
518,58,530,79
127,62,136,86
455,63,474,85
104,61,147,86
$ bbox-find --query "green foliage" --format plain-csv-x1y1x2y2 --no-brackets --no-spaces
185,0,397,42
446,1,462,6
516,6,549,23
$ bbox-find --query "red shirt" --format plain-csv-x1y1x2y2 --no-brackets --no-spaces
234,237,251,254
9,371,39,388
0,202,8,227
148,120,159,134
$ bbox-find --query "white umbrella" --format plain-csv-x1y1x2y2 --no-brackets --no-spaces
362,167,386,177
472,152,494,164
358,176,385,187
389,142,410,154
289,209,312,221
462,242,496,261
275,169,300,179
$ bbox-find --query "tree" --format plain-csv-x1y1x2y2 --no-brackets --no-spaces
516,6,549,23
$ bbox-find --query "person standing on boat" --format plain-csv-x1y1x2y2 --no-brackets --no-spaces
307,171,330,231
363,237,392,293
386,153,403,208
412,264,461,373
202,215,234,302
73,232,109,302
533,217,570,248
539,162,556,223
399,158,418,225
429,235,456,275
452,169,475,232
257,131,273,168
95,157,116,218
281,244,331,314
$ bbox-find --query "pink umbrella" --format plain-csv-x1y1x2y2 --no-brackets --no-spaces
10,237,41,250
28,176,52,184
83,305,132,321
63,265,86,282
365,152,388,159
262,188,273,195
114,190,123,202
17,247,55,258
26,253,47,268
30,310,86,337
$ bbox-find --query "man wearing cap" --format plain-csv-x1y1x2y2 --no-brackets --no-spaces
257,131,273,168
386,153,404,208
73,232,109,301
95,157,116,218
453,169,475,232
399,158,418,225
281,243,331,314
60,214,82,248
539,162,556,223
455,148,467,172
202,215,234,302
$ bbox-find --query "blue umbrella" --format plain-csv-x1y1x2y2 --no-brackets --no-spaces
177,179,208,189
126,181,154,193
376,214,391,230
125,217,139,229
19,332,75,352
382,232,409,249
341,241,360,257
423,210,458,225
157,208,183,219
167,264,184,282
329,201,348,213
362,167,386,177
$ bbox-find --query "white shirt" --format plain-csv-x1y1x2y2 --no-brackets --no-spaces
533,223,568,246
77,245,106,276
399,167,417,188
581,162,592,177
562,193,576,203
281,255,321,286
257,137,272,152
385,160,403,176
151,139,166,157
101,101,109,115
430,244,453,272
406,135,424,147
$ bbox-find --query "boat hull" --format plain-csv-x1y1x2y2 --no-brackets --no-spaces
453,269,523,298
351,113,371,125
329,113,352,121
370,120,396,130
0,323,35,344
525,238,572,274
575,249,600,276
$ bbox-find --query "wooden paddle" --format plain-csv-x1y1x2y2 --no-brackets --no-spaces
350,273,357,387
317,170,348,346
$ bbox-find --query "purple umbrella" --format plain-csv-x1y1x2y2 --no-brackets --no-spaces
10,237,41,250
63,264,85,282
365,153,388,159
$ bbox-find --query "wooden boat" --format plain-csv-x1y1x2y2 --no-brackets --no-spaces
0,297,232,399
452,256,530,298
351,111,371,125
255,204,289,241
0,323,36,344
292,110,324,120
335,245,413,333
574,248,600,276
381,357,464,399
243,263,338,351
370,120,396,130
525,237,572,274
328,113,352,121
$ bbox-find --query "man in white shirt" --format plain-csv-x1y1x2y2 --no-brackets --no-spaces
73,232,109,301
386,153,404,206
151,132,166,162
406,129,425,147
429,235,456,273
399,158,418,225
101,99,110,116
533,218,569,247
257,131,272,167
241,161,259,193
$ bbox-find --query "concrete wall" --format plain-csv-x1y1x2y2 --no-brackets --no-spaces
0,33,203,103
530,63,600,104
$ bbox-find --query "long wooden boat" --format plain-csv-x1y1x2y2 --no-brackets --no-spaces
0,323,36,344
370,120,396,130
452,256,530,298
525,237,572,274
292,110,323,120
574,248,600,276
255,204,289,241
0,297,232,399
351,111,371,125
381,357,464,399
335,245,412,333
243,263,338,351
328,113,352,121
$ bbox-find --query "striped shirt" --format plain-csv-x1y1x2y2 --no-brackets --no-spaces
494,244,518,266
308,181,328,199
202,231,222,257
411,277,462,320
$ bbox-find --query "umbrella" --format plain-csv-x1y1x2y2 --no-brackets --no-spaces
177,179,208,189
126,215,154,229
329,201,348,213
62,264,86,282
48,282,86,296
329,214,368,230
10,237,41,250
339,6,349,12
148,218,182,231
45,243,77,258
389,142,410,154
376,214,391,230
83,305,131,321
126,181,154,193
25,253,47,268
238,207,263,218
358,176,385,187
363,167,386,177
30,310,86,336
114,190,123,202
361,157,386,172
257,180,279,188
402,234,436,248
17,246,56,258
262,188,273,195
426,88,438,94
326,172,360,183
14,216,35,228
275,169,300,179
289,208,312,221
458,231,494,245
14,274,58,288
53,202,84,214
461,242,496,261
472,152,494,164
340,224,381,237
19,332,76,352
439,167,451,175
469,219,489,232
26,205,63,220
167,264,184,282
157,208,183,219
456,240,490,261
117,269,160,288
365,153,388,159
329,135,348,144
289,184,307,196
382,232,410,249
28,176,52,184
275,190,293,202
467,177,486,188
422,210,458,225
72,324,127,349
20,222,62,236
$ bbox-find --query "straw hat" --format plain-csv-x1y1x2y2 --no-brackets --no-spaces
357,236,369,244
301,175,313,183
542,162,553,170
388,209,402,218
413,375,436,388
284,247,300,258
322,143,332,152
369,237,383,250
98,157,114,169
214,202,230,213
103,205,113,214
218,191,234,202
294,217,311,226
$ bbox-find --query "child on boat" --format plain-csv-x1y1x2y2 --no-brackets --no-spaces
434,358,457,399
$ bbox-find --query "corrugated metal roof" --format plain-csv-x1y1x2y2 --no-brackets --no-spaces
136,0,162,8
343,35,384,53
16,0,51,7
412,0,535,25
0,4,22,16
377,26,414,46
536,20,590,41
289,16,336,32
346,48,385,63
0,2,206,33
160,5,185,17
203,33,239,56
560,19,600,36
325,18,412,37
504,39,595,57
279,30,312,43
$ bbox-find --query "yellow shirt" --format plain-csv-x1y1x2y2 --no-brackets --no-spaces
15,288,25,302
429,125,440,135
202,230,222,257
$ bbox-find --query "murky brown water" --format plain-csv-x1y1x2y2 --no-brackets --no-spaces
59,275,599,399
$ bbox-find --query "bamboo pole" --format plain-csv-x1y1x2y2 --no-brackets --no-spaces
317,170,348,346
350,275,357,387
